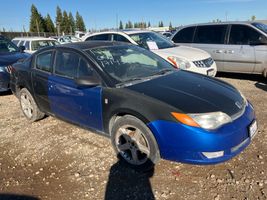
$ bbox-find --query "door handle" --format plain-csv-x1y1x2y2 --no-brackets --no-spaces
214,50,223,53
224,50,235,54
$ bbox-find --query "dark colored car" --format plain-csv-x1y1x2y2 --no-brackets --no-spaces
0,35,29,92
10,41,257,170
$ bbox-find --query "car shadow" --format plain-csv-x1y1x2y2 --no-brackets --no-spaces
0,193,40,200
0,90,12,96
216,72,267,92
104,157,155,200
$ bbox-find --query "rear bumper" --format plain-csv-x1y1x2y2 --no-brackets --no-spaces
148,103,256,164
0,72,10,92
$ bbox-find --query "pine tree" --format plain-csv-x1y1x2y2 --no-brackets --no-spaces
159,21,164,27
68,12,75,34
169,22,173,30
61,10,70,34
44,14,55,33
148,21,151,27
55,6,63,34
29,4,45,32
75,11,86,31
128,21,133,28
125,22,129,29
119,21,123,29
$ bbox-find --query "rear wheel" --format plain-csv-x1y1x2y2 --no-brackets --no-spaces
111,115,160,171
19,88,45,122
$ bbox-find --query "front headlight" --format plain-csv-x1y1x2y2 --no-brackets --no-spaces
189,112,232,130
0,66,6,72
167,56,191,69
171,112,232,130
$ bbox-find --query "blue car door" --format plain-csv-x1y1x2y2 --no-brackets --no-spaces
48,49,103,131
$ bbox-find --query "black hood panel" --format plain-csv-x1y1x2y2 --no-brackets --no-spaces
127,71,244,116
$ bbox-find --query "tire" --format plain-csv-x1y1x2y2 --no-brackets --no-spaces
111,115,160,171
19,88,45,122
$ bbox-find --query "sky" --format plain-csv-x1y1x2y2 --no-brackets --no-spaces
0,0,266,31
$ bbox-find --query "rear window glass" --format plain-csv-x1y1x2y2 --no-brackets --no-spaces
172,27,196,43
36,51,53,72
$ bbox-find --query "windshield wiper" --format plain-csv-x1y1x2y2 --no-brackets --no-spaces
116,77,149,87
152,69,174,76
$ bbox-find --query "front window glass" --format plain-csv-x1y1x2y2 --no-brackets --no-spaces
31,40,59,51
87,45,175,83
129,32,175,50
0,38,19,53
55,51,93,79
252,23,267,34
229,25,261,45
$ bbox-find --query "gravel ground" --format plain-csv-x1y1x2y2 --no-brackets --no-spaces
0,73,266,200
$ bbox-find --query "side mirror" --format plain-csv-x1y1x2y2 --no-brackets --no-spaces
19,45,25,52
74,76,101,88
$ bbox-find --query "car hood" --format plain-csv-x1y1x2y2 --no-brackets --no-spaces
126,71,245,117
152,45,210,61
0,52,29,66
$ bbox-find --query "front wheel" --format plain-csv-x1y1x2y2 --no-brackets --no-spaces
111,115,160,171
19,88,45,122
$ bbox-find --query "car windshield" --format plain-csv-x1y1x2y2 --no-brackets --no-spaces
31,40,59,51
129,32,175,50
0,38,19,53
87,45,176,84
252,23,267,34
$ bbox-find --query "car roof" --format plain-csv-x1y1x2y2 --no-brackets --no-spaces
12,37,56,41
55,41,133,51
180,21,257,28
85,30,152,37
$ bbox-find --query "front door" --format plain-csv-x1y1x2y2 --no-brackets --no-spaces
223,25,258,73
48,49,103,131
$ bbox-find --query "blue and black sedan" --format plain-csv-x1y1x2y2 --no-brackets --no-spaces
0,35,28,92
10,41,257,170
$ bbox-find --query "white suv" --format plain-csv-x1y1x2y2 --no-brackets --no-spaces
83,30,217,76
12,37,60,54
171,22,267,77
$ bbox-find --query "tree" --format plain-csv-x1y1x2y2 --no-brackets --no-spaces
75,11,86,31
29,4,45,33
55,6,63,34
251,15,256,21
158,21,164,27
148,21,151,27
61,10,70,34
128,21,133,28
125,22,129,29
44,14,55,33
69,12,75,34
119,21,123,29
169,22,173,30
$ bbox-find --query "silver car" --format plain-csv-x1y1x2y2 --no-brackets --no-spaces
171,22,267,77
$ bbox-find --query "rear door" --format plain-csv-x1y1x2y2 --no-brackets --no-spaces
48,49,103,131
32,50,54,113
223,24,258,73
192,25,228,71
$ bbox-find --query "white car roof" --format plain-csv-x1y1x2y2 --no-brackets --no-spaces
12,37,57,41
84,30,152,37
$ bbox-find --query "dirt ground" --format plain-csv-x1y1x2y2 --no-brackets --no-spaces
0,73,266,200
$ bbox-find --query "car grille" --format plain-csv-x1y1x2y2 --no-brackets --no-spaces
193,57,214,68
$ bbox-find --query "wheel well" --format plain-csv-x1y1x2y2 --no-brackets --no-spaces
108,112,149,134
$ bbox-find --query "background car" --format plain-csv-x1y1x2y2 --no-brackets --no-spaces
10,42,256,170
83,30,217,77
171,21,267,77
0,35,28,92
63,35,82,43
12,37,60,54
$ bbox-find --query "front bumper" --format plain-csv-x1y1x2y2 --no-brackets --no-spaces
0,71,10,92
148,103,256,164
